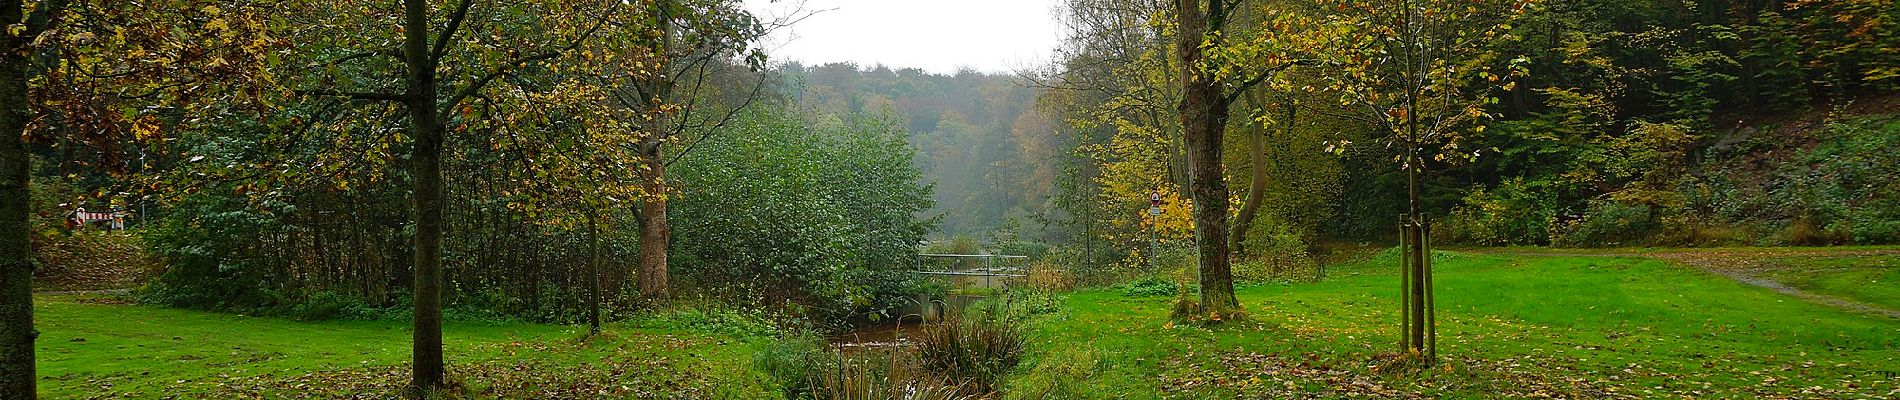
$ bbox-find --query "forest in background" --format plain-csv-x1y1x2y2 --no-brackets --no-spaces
780,63,1061,238
16,0,1900,320
2,0,1897,397
1033,0,1900,286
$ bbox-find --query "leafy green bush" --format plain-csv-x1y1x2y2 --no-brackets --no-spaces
284,291,374,321
138,196,293,312
1440,178,1559,246
1794,117,1900,244
1234,216,1320,282
670,111,935,328
1552,201,1660,247
1116,276,1178,297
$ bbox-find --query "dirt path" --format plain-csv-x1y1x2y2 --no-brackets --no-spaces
34,289,132,296
1474,248,1900,320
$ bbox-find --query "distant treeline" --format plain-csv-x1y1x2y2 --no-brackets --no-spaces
779,63,1067,239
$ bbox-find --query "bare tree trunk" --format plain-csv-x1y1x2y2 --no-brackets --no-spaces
1401,0,1433,358
636,0,674,301
1,1,59,396
0,22,36,400
637,155,669,299
1406,161,1425,353
588,211,601,334
401,0,446,390
1229,93,1270,257
1174,0,1239,317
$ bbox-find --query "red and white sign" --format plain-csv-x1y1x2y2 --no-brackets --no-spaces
71,208,130,230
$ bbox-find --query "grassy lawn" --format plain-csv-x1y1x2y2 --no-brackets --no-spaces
34,295,777,399
1760,254,1900,311
31,249,1900,399
1008,251,1900,399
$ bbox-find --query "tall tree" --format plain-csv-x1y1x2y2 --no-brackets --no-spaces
1300,0,1529,358
0,1,68,396
292,0,614,389
605,0,767,300
1170,0,1301,319
5,1,280,396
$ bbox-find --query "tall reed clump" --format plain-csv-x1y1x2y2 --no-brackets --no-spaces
913,316,1026,394
756,338,973,400
809,350,971,400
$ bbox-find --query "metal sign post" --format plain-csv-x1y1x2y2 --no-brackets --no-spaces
1148,192,1162,269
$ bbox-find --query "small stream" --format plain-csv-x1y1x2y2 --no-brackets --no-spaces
827,319,931,353
826,294,987,352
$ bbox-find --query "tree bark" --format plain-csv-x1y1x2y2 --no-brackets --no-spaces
588,211,601,334
0,17,37,400
1229,93,1270,257
401,0,446,391
635,0,674,301
1402,0,1431,357
1174,0,1240,317
1,0,57,396
636,155,669,299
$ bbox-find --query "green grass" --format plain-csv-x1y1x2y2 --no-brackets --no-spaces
1761,254,1900,311
1007,251,1900,399
34,295,778,399
1450,244,1900,254
31,249,1900,399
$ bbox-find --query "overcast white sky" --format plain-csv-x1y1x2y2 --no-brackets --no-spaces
742,0,1064,75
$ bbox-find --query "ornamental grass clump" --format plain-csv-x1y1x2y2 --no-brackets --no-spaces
914,316,1026,394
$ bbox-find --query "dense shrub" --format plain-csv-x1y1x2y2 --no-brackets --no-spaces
1022,259,1073,292
137,150,633,323
284,291,375,321
1234,216,1320,282
670,111,935,328
1552,201,1661,248
1116,276,1179,297
139,196,296,312
1036,244,1137,289
1440,178,1559,246
1793,117,1900,244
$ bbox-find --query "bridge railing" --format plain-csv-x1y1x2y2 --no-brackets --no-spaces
911,253,1028,277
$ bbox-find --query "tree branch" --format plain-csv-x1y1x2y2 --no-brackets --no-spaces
431,0,477,62
317,50,400,69
666,68,767,168
442,4,614,113
23,0,71,38
1220,60,1306,105
295,89,407,102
